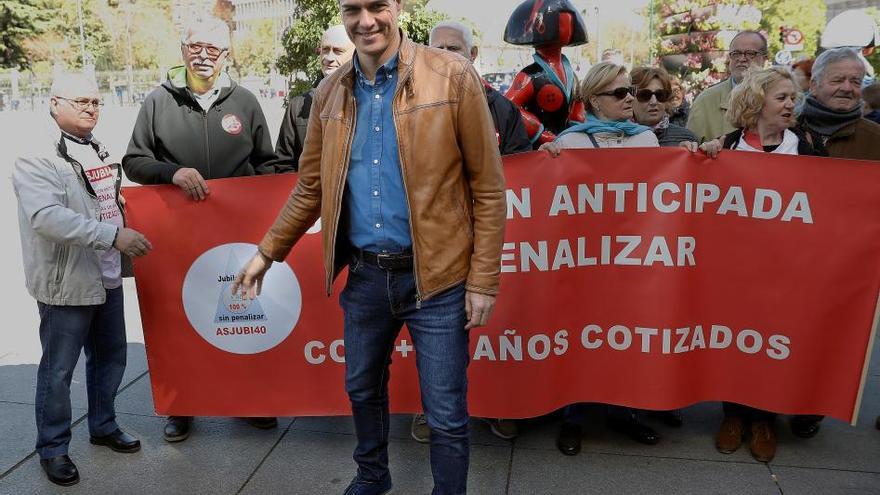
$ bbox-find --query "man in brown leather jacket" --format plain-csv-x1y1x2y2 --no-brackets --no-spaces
233,1,506,493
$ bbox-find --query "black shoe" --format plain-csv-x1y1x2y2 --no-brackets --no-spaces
790,415,822,439
556,422,582,456
40,455,79,486
342,475,393,495
649,409,684,428
90,428,141,453
608,415,661,445
243,417,278,429
164,416,192,443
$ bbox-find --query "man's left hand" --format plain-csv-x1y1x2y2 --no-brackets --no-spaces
465,291,496,329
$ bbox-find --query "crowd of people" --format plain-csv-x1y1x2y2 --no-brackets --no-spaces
11,0,880,492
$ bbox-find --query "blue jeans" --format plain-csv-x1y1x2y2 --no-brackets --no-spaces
340,257,470,495
34,287,127,459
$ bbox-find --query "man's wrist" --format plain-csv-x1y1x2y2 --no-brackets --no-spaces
165,164,184,184
257,248,274,264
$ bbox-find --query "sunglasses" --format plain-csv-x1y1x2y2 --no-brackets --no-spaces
635,89,671,103
596,86,635,100
183,43,226,59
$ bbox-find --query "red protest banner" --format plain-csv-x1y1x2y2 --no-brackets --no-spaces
125,148,880,423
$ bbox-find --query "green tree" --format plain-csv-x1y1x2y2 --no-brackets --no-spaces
277,0,447,95
105,0,180,71
758,0,826,58
275,0,338,95
0,0,52,69
233,19,278,77
48,0,115,69
579,20,651,68
20,0,178,72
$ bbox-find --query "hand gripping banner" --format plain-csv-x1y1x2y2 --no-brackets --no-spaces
125,148,880,423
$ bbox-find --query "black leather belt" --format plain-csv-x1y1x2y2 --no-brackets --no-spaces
355,249,414,271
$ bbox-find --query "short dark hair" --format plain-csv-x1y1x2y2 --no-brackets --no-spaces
630,67,672,93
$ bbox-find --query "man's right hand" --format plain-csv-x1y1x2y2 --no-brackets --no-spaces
114,227,153,257
231,251,273,300
172,168,210,201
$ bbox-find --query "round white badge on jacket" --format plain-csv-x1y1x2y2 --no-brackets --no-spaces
221,114,243,135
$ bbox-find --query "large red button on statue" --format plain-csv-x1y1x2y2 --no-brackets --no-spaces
536,84,564,112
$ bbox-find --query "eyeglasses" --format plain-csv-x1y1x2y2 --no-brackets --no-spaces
635,89,671,103
183,43,227,59
596,86,635,100
729,50,766,60
55,96,103,111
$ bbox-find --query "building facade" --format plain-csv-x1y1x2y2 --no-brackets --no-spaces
825,0,876,20
231,0,295,37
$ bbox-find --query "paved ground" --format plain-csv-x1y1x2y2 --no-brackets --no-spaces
2,105,880,494
0,335,879,494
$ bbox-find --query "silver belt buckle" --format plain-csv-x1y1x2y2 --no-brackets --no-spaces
376,252,392,269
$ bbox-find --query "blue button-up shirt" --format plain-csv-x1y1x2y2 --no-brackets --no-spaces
344,53,412,252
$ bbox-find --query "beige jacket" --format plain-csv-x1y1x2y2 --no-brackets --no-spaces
13,130,128,305
686,78,736,142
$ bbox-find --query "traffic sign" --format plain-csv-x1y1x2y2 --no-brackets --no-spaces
783,29,804,52
785,29,804,45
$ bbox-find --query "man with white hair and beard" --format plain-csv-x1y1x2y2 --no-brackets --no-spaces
13,72,152,486
272,25,355,172
122,15,277,443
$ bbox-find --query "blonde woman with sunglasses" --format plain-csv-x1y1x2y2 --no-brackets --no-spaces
540,61,659,158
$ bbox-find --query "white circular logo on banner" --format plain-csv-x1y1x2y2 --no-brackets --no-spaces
181,243,301,354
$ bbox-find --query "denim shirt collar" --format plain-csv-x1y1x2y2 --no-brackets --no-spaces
353,52,399,87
